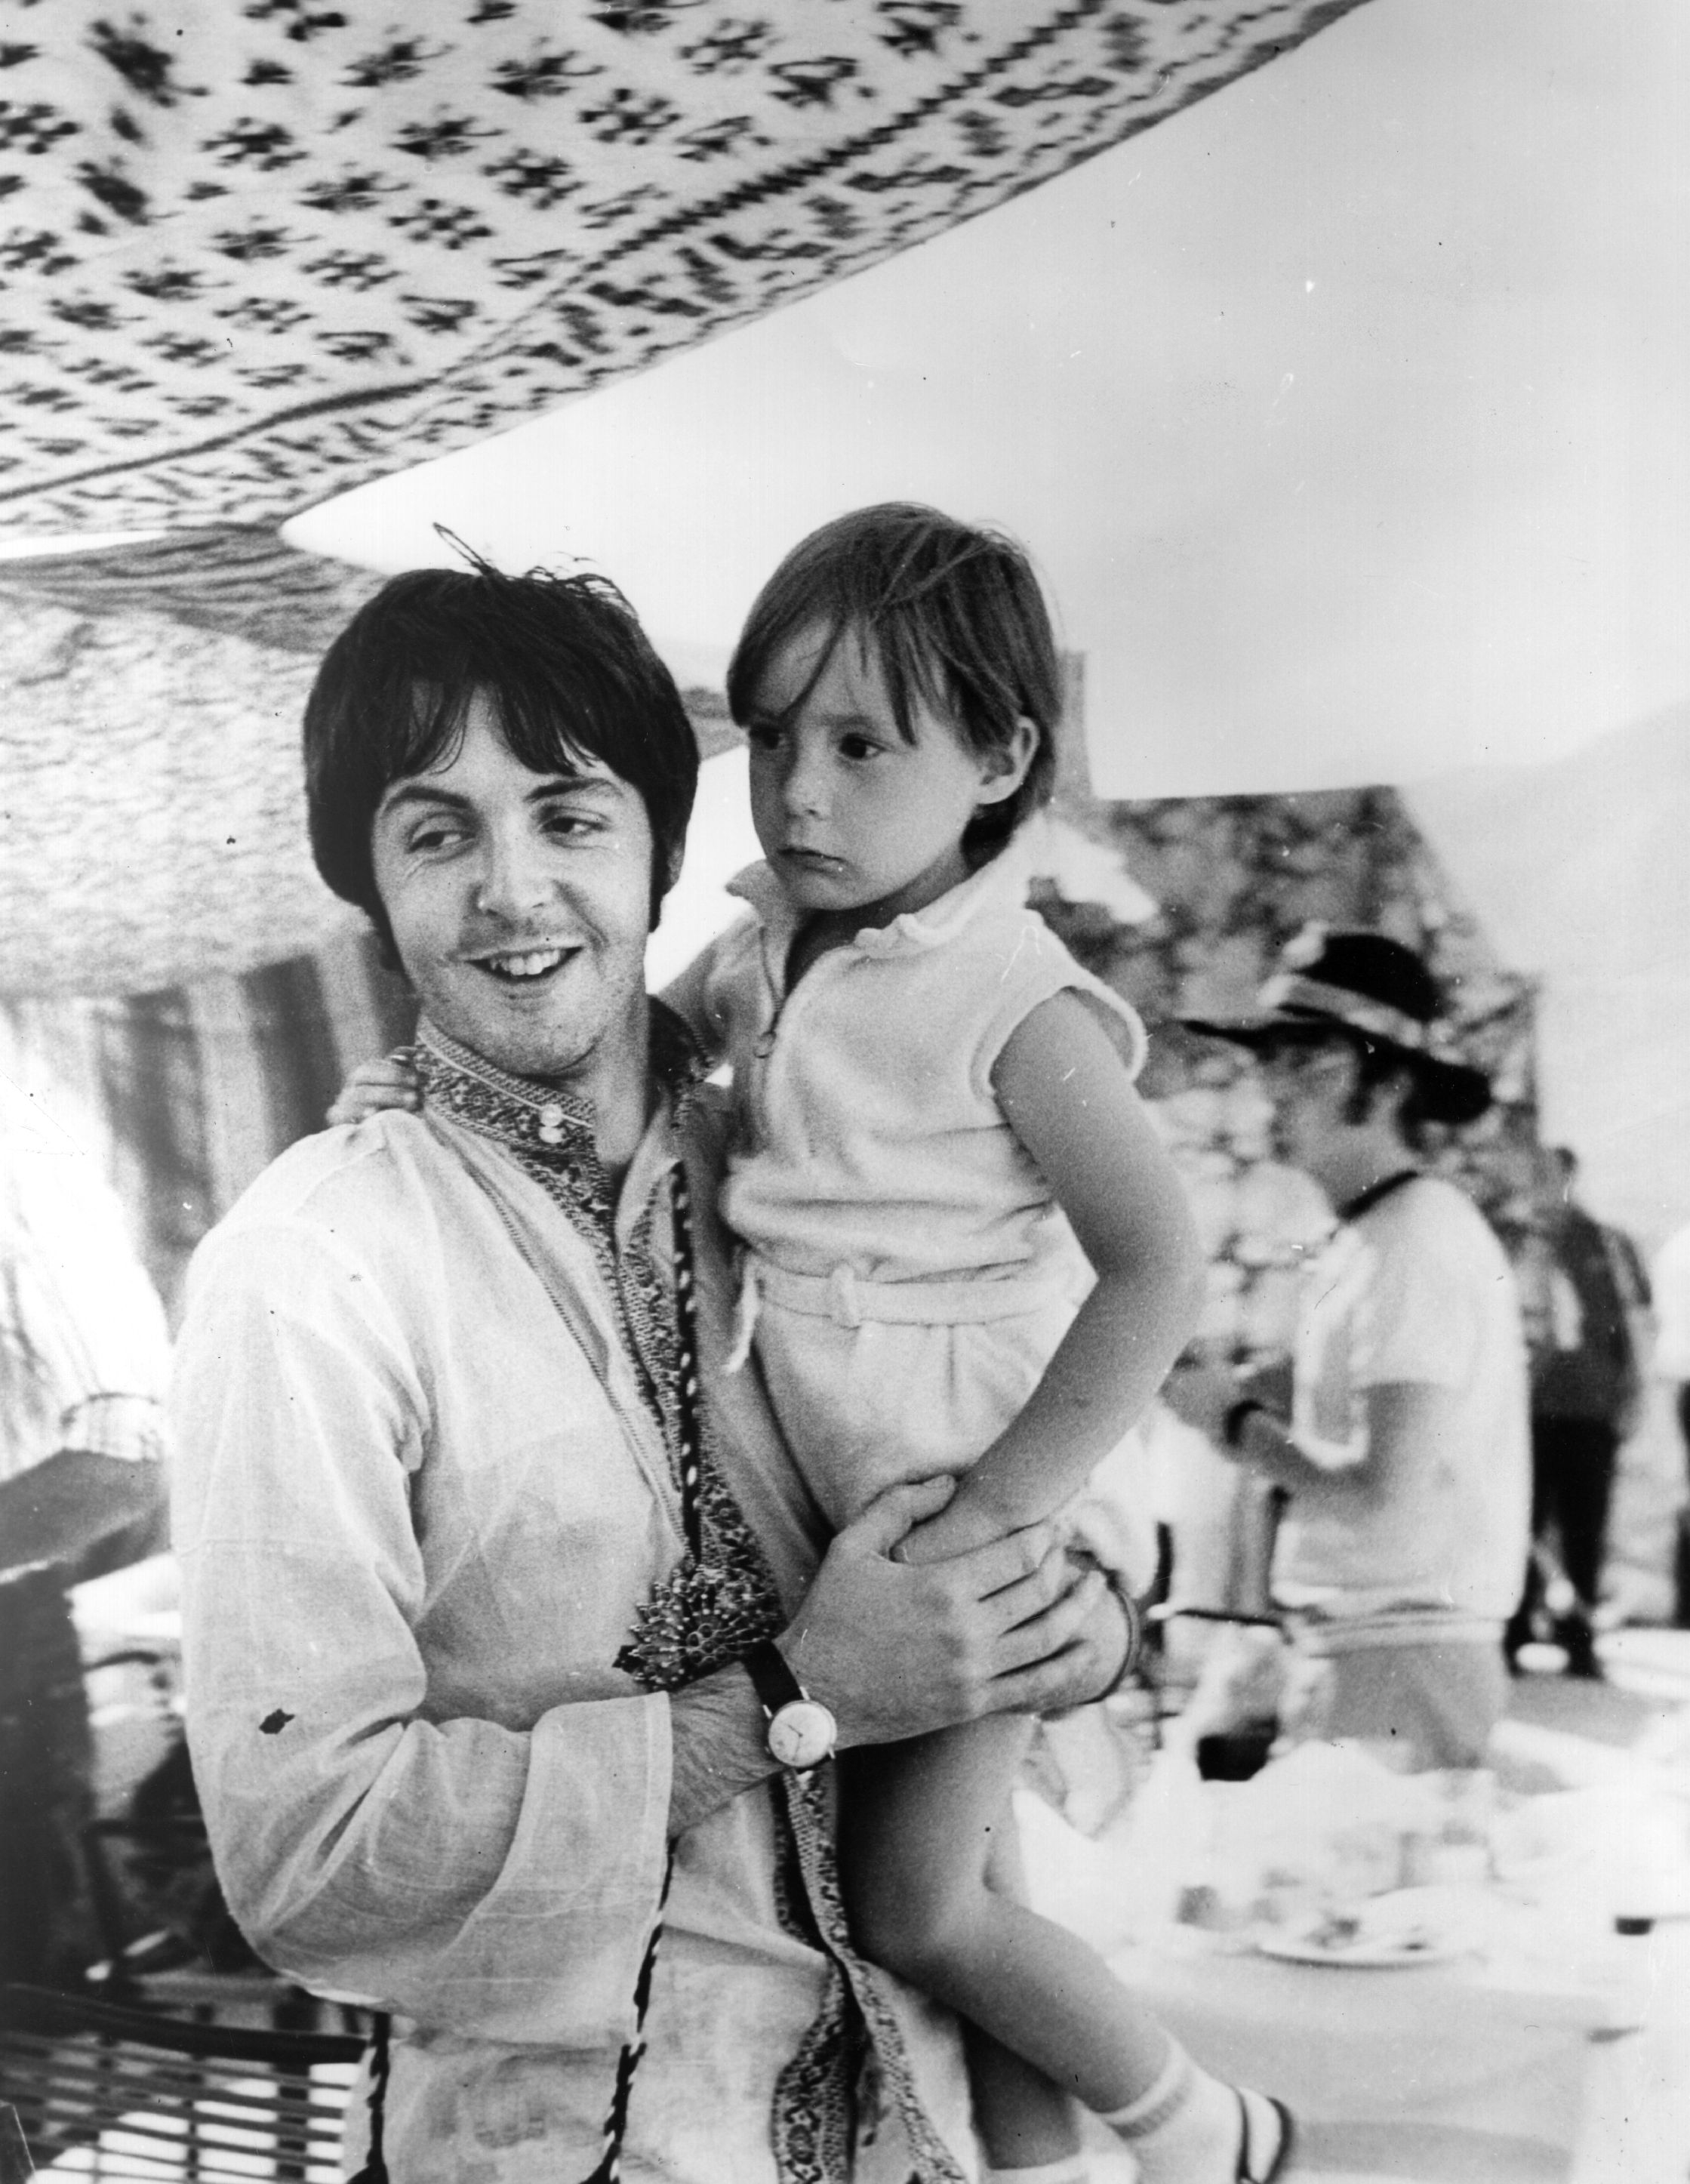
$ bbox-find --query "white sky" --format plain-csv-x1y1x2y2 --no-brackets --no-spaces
287,0,1690,801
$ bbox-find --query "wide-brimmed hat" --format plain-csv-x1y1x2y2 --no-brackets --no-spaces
1181,926,1493,1126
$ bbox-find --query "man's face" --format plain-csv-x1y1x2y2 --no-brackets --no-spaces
1255,1033,1358,1175
371,693,655,1099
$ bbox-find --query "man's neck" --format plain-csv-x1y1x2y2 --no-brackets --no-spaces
421,1001,658,1197
1310,1120,1417,1215
569,1006,654,1196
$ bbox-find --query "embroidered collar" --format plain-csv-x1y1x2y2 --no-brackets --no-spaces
413,1002,706,1160
726,835,1032,968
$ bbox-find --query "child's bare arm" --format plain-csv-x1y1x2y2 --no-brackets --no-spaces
900,990,1205,1565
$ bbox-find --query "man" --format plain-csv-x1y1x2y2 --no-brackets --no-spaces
1507,1147,1647,1677
1166,928,1531,1769
171,564,1128,2183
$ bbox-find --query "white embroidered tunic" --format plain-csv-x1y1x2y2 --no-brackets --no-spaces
171,1022,971,2184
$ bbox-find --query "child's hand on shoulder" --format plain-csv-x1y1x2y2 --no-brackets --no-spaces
328,1053,422,1128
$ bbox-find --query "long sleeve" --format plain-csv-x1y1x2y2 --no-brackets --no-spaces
171,1180,673,2046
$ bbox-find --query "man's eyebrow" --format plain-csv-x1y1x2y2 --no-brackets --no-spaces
377,781,471,816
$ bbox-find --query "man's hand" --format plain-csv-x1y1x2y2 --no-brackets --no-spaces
777,1477,1119,1748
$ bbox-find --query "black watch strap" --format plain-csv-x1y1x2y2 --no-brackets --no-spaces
743,1638,805,1716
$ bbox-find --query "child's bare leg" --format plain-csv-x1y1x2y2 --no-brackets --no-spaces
967,1802,1082,2176
839,1717,1293,2182
966,2025,1084,2181
842,1714,1169,2105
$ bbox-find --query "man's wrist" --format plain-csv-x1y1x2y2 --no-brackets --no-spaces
743,1638,838,1773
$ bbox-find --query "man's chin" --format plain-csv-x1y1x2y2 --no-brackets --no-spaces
422,974,645,1092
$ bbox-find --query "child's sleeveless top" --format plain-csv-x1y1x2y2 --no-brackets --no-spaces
685,844,1149,1305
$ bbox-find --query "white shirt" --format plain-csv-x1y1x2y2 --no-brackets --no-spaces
171,1050,971,2183
666,846,1147,1289
1277,1175,1531,1628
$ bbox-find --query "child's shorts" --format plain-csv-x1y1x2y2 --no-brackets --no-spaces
737,1256,1079,1532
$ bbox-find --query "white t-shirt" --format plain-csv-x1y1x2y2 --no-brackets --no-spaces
1276,1175,1531,1626
1652,1223,1690,1382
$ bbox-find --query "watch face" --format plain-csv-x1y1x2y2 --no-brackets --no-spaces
768,1697,836,1772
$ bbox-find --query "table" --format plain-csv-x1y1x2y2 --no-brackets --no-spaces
1113,1933,1608,2181
1018,1753,1690,2182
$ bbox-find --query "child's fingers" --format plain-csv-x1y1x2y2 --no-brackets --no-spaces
354,1057,421,1092
327,1057,423,1126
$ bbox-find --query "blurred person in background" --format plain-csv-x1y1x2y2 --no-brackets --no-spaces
1164,927,1530,1770
1652,1219,1690,1624
2,1084,172,1985
1505,1147,1648,1678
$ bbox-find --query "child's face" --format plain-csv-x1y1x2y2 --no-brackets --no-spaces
743,620,1030,929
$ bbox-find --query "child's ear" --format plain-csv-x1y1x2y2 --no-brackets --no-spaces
974,716,1039,806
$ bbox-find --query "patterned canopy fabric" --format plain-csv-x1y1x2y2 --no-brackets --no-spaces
0,0,1370,997
2,0,1367,548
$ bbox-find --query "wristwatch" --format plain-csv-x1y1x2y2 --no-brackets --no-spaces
743,1640,838,1773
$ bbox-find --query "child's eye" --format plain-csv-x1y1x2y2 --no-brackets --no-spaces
837,732,884,762
744,719,783,752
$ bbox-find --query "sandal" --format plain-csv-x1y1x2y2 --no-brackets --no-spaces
1236,2089,1295,2182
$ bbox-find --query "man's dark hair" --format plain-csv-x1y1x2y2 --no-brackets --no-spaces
725,503,1061,867
304,562,699,949
1343,1034,1436,1148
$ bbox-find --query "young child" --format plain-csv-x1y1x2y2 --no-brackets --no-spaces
337,507,1293,2184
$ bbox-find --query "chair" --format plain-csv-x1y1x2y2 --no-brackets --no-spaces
0,1983,365,2179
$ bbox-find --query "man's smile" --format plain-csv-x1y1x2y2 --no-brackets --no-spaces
468,942,580,984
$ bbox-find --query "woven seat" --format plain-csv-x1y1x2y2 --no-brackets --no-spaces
0,1984,364,2180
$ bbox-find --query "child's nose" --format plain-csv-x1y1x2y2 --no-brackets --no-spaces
782,744,830,817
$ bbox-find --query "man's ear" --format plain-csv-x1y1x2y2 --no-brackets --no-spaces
649,839,686,929
974,716,1039,807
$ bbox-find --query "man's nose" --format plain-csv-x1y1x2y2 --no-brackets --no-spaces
474,828,553,919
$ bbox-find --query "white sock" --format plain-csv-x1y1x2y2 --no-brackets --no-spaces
981,2163,1089,2184
1101,2040,1284,2184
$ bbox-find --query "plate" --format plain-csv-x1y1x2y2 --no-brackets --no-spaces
1257,1931,1460,1968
